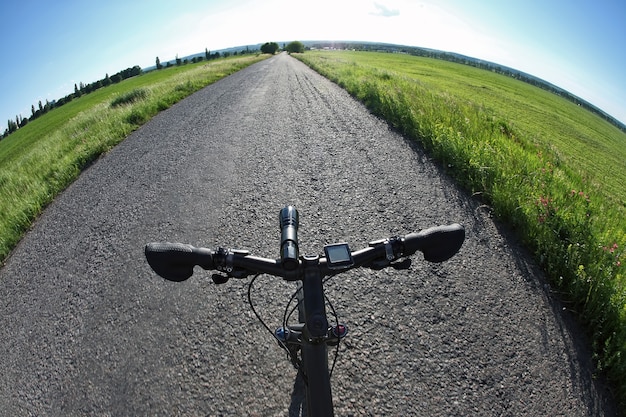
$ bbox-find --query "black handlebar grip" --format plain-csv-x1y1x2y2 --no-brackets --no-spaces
145,242,214,282
279,206,299,270
403,224,465,263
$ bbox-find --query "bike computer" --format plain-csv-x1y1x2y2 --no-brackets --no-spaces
324,243,354,269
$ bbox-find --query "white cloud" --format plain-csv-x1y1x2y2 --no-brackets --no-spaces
371,2,400,17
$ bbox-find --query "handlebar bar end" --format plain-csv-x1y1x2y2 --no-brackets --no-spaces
145,242,214,282
404,223,465,263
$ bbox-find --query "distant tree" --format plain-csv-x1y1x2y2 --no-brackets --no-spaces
261,42,279,54
32,105,36,117
103,73,112,86
7,118,17,134
156,56,162,70
57,93,73,106
74,83,81,97
175,54,182,66
286,41,305,54
205,48,210,60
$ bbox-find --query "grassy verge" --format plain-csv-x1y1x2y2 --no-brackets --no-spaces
0,54,269,262
295,50,626,407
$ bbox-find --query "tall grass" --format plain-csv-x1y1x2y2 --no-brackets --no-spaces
0,55,269,262
296,51,626,408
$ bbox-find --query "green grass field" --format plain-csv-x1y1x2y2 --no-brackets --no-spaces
0,54,268,263
295,50,626,408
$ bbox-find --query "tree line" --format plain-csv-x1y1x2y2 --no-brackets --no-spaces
155,45,266,70
3,65,142,139
260,41,304,55
3,41,305,140
156,48,227,69
402,46,626,132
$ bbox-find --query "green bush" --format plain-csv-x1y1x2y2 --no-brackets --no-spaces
286,41,305,54
110,88,149,107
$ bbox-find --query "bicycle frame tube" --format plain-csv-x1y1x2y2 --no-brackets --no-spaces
301,255,334,417
301,343,333,416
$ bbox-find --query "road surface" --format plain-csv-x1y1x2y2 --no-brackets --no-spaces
0,53,615,416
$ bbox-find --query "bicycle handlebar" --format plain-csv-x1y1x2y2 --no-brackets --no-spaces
145,223,465,282
403,223,466,263
144,242,215,282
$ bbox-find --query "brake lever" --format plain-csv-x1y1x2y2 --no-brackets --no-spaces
367,238,403,270
368,257,412,271
211,266,250,284
212,247,252,282
211,274,230,284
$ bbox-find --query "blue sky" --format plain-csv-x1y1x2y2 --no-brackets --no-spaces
1,0,625,129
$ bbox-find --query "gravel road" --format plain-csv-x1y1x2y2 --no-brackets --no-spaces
0,53,616,416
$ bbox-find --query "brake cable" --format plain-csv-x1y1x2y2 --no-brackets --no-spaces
247,274,344,379
247,274,297,364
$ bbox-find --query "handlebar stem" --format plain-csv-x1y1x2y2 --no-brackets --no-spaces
301,255,329,341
